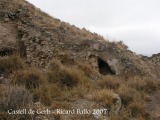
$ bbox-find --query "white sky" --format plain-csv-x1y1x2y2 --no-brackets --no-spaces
26,0,160,56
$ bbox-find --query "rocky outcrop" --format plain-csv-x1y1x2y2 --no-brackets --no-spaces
0,0,159,78
143,53,160,66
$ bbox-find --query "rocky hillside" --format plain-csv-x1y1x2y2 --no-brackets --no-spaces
0,0,159,77
0,0,160,120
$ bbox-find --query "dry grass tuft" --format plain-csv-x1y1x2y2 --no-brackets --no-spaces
48,59,63,71
98,76,120,89
47,60,87,88
0,85,33,111
127,76,158,93
59,67,85,88
77,62,97,76
12,68,44,89
0,111,32,120
33,84,61,106
128,102,146,118
0,55,24,74
91,89,116,108
116,84,134,106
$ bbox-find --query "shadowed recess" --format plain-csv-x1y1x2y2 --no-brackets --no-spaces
98,58,116,75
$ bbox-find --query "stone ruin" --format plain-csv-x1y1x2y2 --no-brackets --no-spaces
0,3,158,77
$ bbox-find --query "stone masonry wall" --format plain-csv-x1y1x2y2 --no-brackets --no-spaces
0,10,154,76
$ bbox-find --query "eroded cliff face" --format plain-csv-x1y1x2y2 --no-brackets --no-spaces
142,53,160,78
0,0,159,79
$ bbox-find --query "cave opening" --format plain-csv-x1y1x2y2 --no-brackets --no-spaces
0,48,14,56
98,58,116,75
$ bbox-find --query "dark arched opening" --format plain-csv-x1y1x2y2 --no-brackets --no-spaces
0,48,15,56
98,58,116,75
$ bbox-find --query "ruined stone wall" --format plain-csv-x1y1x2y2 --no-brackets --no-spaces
0,10,154,76
143,53,160,66
150,53,160,65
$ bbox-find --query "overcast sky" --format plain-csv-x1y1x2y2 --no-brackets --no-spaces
27,0,160,56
